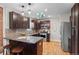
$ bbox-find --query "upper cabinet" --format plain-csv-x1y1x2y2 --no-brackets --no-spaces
9,12,30,29
31,19,50,32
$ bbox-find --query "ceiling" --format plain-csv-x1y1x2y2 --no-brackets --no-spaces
0,3,74,18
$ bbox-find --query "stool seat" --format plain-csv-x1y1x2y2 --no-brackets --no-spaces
4,44,12,49
3,44,12,55
11,47,24,54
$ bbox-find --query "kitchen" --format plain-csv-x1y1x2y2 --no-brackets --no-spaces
2,3,51,55
4,10,50,55
0,3,78,55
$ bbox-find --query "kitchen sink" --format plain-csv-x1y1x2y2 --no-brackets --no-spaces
17,36,26,39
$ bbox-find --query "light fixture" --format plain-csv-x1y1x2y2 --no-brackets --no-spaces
27,3,32,15
21,12,25,16
28,3,31,5
20,3,32,16
21,5,25,16
48,15,51,18
44,8,47,12
43,14,45,17
36,13,39,16
36,11,46,19
28,9,31,15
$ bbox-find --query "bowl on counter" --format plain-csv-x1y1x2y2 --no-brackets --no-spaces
20,33,26,36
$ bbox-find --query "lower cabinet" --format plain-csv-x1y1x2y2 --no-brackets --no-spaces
37,40,43,55
9,40,43,55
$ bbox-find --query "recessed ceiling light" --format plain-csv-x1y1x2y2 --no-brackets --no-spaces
45,8,47,12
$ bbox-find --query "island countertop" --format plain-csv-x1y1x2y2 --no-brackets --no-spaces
5,29,44,44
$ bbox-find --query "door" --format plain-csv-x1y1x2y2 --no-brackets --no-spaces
0,7,3,52
70,3,79,54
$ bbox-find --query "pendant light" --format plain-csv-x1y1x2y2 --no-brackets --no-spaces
27,3,32,15
21,5,25,16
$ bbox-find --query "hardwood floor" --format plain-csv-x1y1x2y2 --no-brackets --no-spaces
43,41,70,55
0,41,70,55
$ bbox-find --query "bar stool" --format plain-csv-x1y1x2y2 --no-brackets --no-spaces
11,47,24,55
3,44,12,55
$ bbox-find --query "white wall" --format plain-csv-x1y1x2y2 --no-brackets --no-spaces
3,7,9,46
0,5,10,46
50,13,70,42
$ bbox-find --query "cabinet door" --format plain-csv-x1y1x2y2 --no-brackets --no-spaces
22,17,29,29
9,12,29,29
37,40,43,55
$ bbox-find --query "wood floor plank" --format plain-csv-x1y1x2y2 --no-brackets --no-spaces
43,41,70,55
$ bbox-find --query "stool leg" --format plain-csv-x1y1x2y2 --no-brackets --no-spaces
3,49,4,55
23,50,24,55
7,49,10,55
6,49,8,55
5,49,9,55
3,49,7,55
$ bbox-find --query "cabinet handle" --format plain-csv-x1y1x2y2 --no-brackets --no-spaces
38,42,41,46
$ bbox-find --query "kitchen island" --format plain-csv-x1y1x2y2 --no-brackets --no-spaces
5,29,44,55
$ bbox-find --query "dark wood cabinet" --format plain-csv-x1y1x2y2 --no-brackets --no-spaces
32,20,50,31
9,40,43,55
37,39,43,55
31,20,50,42
31,20,40,31
9,12,29,29
70,3,79,54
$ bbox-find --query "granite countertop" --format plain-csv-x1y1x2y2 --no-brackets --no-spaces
5,29,44,44
5,36,43,44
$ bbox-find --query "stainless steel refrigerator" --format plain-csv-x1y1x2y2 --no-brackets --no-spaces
60,22,71,51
